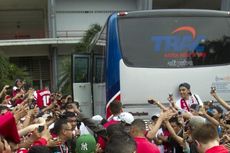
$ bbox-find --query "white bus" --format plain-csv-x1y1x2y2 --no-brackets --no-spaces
72,9,230,119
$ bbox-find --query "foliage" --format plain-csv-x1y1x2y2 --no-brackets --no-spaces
75,24,102,53
0,55,30,89
57,56,71,94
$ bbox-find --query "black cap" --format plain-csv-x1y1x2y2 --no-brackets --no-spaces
179,82,191,90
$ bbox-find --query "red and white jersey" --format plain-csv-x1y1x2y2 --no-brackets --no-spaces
34,89,51,108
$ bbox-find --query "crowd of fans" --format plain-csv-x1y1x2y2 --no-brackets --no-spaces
0,79,230,153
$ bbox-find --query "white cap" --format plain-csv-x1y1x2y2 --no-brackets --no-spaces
92,115,103,122
118,112,134,124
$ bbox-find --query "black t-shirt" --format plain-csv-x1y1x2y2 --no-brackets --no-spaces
167,129,184,153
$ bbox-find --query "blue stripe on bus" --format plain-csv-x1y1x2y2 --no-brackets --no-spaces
106,13,122,103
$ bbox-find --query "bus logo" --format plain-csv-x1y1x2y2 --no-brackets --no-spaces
151,26,206,53
172,26,196,39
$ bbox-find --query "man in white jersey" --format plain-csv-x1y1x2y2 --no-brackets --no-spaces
176,82,203,112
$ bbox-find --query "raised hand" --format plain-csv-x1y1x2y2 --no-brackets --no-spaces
210,86,216,96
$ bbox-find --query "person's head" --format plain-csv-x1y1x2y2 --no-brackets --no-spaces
66,96,73,103
130,119,146,137
75,134,96,153
15,79,23,88
64,102,78,113
52,119,73,141
190,104,200,116
192,122,219,153
62,111,77,130
203,101,213,110
107,123,125,139
28,146,50,153
212,105,223,120
0,106,9,115
151,115,159,125
60,95,68,103
186,116,207,135
118,112,134,125
110,100,122,116
179,82,191,99
92,115,104,125
169,117,182,134
105,132,136,153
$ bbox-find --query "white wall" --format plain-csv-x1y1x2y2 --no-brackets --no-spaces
55,0,138,36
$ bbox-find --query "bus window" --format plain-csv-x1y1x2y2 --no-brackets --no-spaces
94,56,105,83
73,56,89,83
118,17,230,68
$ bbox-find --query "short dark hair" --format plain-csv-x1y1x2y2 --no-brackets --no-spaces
179,82,191,90
151,115,159,121
28,146,51,153
131,119,146,132
192,122,218,144
62,111,76,119
51,119,68,135
169,117,182,127
64,101,80,109
110,100,122,115
107,123,125,138
0,106,9,114
190,104,200,112
105,132,136,153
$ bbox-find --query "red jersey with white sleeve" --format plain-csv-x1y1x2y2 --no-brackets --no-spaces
34,89,51,108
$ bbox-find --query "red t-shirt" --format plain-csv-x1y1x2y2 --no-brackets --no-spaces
205,145,229,153
13,87,24,105
135,137,160,153
34,89,51,108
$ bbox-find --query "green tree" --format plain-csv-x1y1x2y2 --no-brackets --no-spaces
75,24,102,52
0,55,30,89
57,24,102,94
57,55,71,94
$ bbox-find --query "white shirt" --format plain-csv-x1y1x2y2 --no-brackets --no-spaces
176,94,203,111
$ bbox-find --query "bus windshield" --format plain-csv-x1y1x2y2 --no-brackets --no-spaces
118,17,230,68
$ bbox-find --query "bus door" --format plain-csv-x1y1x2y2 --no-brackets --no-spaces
72,54,92,117
93,55,106,117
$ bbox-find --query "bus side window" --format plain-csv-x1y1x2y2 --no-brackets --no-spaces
94,56,104,83
74,56,89,83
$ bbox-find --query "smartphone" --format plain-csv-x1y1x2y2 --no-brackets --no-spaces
148,99,155,104
37,125,44,133
211,86,216,91
207,109,214,117
169,93,173,97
